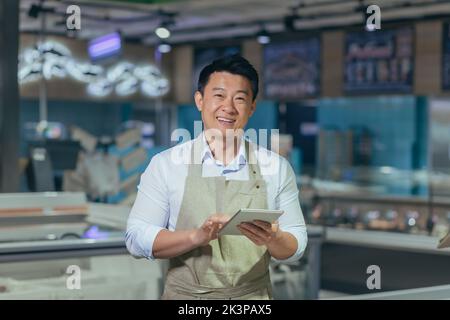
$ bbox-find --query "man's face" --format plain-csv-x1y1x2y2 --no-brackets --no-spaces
194,71,256,138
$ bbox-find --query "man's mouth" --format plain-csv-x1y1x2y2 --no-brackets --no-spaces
216,117,236,125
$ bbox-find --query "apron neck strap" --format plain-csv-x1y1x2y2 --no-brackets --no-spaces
189,135,203,177
245,139,262,180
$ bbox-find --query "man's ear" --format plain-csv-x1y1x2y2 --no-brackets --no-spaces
194,91,203,112
249,100,257,117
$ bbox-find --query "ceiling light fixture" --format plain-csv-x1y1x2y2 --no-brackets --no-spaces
359,0,377,32
256,27,271,45
28,3,42,18
157,41,171,53
284,4,301,32
155,26,171,39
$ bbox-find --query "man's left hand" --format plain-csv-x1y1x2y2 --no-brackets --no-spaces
237,220,280,246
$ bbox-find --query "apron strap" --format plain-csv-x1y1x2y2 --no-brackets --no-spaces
165,270,271,299
245,139,263,180
215,177,225,214
188,135,203,177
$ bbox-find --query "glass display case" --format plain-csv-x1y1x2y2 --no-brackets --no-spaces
298,167,450,295
300,167,450,238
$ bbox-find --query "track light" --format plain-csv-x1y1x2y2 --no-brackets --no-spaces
284,14,297,32
283,5,300,32
155,26,171,39
257,28,271,45
359,0,377,32
28,4,42,18
365,23,377,32
28,2,55,19
157,41,171,53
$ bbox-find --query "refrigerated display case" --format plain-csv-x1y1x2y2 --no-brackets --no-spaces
298,168,450,295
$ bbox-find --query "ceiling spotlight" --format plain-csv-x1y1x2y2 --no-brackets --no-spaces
283,5,300,32
365,23,377,32
28,3,42,18
257,29,271,45
155,26,171,39
284,14,297,32
28,2,55,19
359,0,377,32
157,42,171,53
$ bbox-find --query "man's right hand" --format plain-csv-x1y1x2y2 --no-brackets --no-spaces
152,213,231,259
191,213,230,247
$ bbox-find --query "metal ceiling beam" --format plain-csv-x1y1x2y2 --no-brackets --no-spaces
19,0,450,45
137,0,450,44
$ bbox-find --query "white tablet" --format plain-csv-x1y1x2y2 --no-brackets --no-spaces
219,208,284,236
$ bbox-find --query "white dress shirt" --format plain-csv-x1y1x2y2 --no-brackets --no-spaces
126,133,308,263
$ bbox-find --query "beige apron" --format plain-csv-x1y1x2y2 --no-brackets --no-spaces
161,136,273,300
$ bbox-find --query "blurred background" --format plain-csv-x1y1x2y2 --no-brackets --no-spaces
1,0,450,300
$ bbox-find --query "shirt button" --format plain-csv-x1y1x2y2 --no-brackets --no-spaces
256,185,260,189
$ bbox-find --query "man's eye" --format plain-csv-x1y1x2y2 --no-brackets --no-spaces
214,94,223,98
236,97,246,101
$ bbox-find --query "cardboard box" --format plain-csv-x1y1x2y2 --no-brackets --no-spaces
115,128,141,150
121,147,148,173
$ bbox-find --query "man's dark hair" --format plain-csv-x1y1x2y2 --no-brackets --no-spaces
197,54,259,101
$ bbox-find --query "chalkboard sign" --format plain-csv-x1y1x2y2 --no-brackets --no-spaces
263,38,320,100
193,46,240,95
344,27,414,93
442,23,450,90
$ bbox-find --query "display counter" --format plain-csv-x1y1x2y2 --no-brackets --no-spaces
0,192,163,299
331,284,450,300
0,233,165,299
316,226,446,255
0,238,127,263
0,192,324,300
307,224,450,294
305,190,450,236
298,174,450,295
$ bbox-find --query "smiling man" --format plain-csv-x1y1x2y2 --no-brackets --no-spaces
126,54,307,300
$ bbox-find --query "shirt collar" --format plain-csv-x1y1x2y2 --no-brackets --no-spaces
200,132,247,170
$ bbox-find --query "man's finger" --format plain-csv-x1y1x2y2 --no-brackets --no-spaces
252,220,278,234
251,220,272,231
216,214,231,224
237,226,263,245
210,229,219,239
271,223,279,233
241,222,271,238
239,223,269,242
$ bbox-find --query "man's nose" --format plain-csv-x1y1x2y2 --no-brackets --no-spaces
221,97,237,114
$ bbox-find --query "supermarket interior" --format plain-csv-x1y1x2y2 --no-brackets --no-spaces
1,0,450,300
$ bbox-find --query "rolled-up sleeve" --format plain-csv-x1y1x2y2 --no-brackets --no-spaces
126,154,169,260
273,158,308,264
